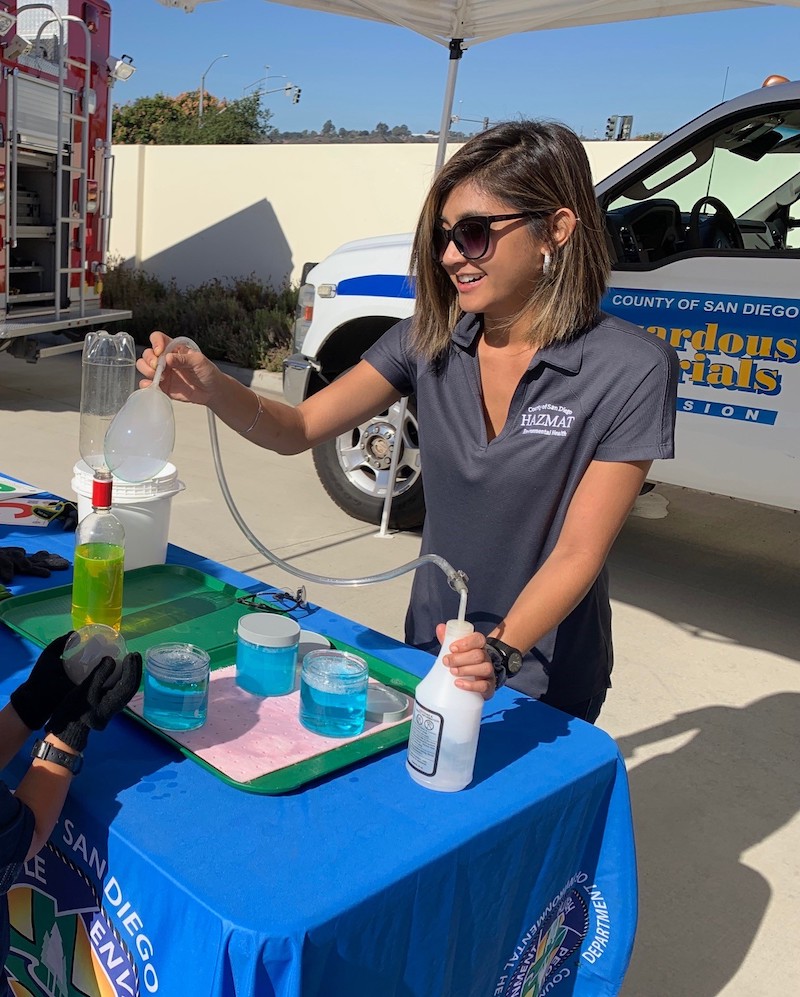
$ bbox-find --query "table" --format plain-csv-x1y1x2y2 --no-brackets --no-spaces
0,510,637,997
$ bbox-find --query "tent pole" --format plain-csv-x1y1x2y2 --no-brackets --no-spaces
377,37,463,539
434,38,464,173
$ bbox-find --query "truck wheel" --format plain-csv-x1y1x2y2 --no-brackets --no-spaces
312,396,425,529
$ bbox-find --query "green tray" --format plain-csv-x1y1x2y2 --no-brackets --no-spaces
0,564,418,793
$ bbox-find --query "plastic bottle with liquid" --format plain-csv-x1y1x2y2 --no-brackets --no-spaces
71,476,125,632
78,330,136,474
406,619,484,792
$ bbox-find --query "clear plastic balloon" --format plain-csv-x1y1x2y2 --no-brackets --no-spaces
63,625,127,688
104,385,175,482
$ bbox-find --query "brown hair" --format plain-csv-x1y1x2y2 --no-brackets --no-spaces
409,120,610,359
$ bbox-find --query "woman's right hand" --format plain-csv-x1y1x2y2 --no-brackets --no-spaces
136,331,224,407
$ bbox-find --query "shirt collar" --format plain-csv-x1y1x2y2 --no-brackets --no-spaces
450,312,585,374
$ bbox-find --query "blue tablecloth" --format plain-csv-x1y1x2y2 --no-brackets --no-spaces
0,515,637,997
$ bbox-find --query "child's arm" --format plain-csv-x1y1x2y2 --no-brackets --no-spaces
1,704,78,859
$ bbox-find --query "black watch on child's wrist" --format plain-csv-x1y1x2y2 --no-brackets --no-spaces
485,638,524,689
31,738,83,775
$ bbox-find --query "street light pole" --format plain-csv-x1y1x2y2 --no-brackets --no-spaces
199,53,228,122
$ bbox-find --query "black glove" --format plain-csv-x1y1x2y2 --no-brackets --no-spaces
31,501,79,532
0,547,70,583
10,632,75,730
26,550,71,573
46,653,143,753
0,550,16,585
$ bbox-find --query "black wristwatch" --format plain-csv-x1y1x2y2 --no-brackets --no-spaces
31,738,83,775
485,637,524,689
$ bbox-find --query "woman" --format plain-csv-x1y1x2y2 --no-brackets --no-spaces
137,120,678,724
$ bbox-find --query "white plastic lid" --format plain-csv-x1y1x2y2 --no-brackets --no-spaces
238,613,300,648
72,459,181,500
365,684,410,722
298,630,332,659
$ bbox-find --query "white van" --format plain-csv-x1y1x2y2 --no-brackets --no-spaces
284,81,800,527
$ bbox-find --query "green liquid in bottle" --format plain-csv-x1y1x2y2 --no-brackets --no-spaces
71,542,125,631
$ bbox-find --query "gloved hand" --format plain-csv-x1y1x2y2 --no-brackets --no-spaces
46,653,143,753
31,500,79,532
0,547,70,584
9,632,75,731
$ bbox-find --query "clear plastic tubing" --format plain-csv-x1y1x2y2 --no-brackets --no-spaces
155,338,469,604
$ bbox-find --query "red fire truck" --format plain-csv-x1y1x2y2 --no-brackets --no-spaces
0,1,131,362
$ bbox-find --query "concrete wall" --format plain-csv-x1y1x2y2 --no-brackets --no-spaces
109,140,653,289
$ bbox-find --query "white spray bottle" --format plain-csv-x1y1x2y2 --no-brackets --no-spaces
406,619,484,792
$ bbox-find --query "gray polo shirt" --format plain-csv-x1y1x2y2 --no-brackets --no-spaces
363,311,678,706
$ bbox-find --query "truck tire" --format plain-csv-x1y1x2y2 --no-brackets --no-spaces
312,394,425,529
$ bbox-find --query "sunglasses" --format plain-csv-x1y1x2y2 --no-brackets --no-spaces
236,586,310,615
433,211,550,261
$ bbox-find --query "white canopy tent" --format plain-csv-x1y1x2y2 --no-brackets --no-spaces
156,1,800,168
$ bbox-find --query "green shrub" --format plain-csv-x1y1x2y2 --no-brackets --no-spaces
102,262,298,371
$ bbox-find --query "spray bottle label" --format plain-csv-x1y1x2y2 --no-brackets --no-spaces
407,702,443,777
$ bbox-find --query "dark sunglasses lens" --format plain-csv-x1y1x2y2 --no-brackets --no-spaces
454,219,489,259
433,225,448,259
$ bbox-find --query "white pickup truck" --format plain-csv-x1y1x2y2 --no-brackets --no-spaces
283,80,800,528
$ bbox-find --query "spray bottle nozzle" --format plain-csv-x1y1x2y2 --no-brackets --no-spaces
447,570,469,596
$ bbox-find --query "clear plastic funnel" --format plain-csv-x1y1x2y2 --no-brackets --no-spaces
79,330,136,474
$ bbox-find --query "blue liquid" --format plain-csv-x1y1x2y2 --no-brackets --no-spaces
236,638,296,697
299,678,367,738
143,671,208,731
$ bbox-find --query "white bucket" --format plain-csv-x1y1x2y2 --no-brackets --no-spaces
72,460,185,571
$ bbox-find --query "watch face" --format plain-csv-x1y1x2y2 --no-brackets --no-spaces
508,652,523,675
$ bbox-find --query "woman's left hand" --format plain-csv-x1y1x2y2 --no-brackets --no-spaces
436,623,497,700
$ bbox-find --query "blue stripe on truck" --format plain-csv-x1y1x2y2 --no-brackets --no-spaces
337,274,416,298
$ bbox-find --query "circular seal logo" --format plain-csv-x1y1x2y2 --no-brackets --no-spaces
496,886,589,997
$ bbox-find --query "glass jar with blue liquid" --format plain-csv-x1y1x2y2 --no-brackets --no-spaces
236,614,300,697
143,642,210,731
299,649,369,738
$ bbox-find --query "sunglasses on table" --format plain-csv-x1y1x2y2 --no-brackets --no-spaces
236,586,310,615
432,211,551,261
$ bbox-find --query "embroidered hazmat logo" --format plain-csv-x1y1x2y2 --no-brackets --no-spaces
520,403,576,438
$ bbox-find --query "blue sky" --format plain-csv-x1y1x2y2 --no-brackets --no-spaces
110,1,800,137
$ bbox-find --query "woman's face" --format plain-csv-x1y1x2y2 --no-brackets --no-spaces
437,181,545,328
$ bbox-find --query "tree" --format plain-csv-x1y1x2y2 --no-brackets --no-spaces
112,92,273,145
112,93,185,144
374,122,390,138
321,119,336,137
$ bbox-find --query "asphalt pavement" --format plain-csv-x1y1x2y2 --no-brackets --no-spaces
1,346,798,996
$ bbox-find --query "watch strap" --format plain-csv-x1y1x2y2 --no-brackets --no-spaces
485,637,524,680
484,641,509,690
31,738,83,775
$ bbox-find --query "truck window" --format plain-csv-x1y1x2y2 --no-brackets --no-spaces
16,0,68,68
605,107,800,264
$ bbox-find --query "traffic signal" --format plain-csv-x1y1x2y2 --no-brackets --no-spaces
605,115,619,141
482,116,490,130
292,87,301,104
618,115,634,140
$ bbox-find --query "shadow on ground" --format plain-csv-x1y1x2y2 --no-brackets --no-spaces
610,485,799,663
617,693,800,996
